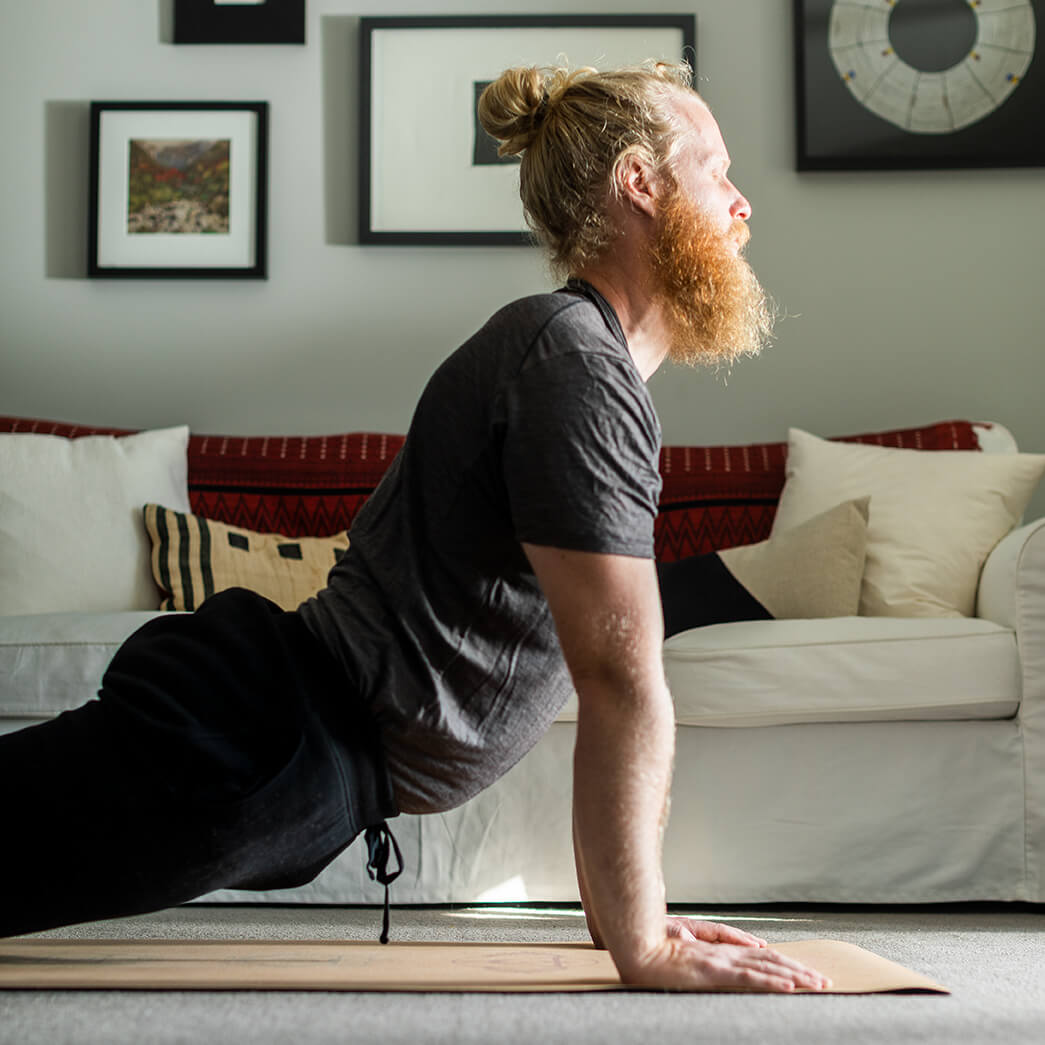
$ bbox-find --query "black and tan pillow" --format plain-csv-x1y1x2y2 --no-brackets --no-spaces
143,503,349,612
658,498,870,638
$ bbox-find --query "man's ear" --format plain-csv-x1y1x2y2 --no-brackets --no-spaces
614,152,661,220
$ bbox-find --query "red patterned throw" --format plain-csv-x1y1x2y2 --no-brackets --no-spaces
0,417,983,559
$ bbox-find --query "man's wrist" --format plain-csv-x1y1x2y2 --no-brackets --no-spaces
610,930,673,984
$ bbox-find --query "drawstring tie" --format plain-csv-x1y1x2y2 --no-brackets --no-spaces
364,822,403,944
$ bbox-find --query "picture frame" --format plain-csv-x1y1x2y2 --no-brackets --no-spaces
173,0,305,45
359,14,697,246
88,101,268,279
794,0,1043,170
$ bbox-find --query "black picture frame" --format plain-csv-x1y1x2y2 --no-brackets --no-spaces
359,14,697,246
795,0,1043,170
88,101,268,279
174,0,305,45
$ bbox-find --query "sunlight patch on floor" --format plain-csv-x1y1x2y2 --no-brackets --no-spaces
446,905,586,920
473,876,529,903
444,905,821,925
672,912,823,926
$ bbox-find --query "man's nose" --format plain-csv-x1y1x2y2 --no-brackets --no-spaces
730,186,752,222
731,193,756,223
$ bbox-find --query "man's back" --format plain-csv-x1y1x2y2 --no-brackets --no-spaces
299,281,661,814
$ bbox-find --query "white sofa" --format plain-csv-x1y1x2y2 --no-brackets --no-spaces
2,421,1043,906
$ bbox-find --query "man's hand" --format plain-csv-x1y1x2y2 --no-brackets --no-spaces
626,936,833,993
583,916,829,991
658,918,832,992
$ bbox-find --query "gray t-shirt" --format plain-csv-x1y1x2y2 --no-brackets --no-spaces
298,281,662,814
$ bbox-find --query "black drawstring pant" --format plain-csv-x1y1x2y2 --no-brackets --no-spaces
0,588,399,940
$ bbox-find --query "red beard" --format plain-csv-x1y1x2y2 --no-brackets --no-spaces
648,189,774,368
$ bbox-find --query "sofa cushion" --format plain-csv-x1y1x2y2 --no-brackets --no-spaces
0,610,171,723
719,497,869,619
0,427,190,615
659,616,1020,727
1,612,1020,733
144,504,350,612
772,428,1045,617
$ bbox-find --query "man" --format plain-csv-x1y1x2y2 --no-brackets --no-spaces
0,61,828,992
466,62,826,992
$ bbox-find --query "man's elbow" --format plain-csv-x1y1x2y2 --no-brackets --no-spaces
568,653,671,721
562,606,663,683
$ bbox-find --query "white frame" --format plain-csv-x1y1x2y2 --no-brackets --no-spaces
359,16,696,245
88,102,268,278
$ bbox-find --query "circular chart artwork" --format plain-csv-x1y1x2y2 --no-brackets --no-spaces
828,0,1036,134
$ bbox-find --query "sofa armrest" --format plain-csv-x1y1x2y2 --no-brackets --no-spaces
980,516,1045,900
977,518,1045,630
979,516,1045,900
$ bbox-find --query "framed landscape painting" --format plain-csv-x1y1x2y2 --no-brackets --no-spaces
88,102,268,278
359,14,696,245
795,0,1044,169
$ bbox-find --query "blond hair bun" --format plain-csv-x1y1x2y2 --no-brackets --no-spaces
477,66,588,158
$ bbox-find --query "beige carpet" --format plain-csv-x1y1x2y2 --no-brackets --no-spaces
0,903,1041,1045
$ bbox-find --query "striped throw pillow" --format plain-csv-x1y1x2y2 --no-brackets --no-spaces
143,503,349,612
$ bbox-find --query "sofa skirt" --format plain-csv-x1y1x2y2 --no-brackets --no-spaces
202,715,1030,906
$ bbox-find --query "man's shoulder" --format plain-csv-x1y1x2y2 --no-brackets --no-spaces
485,289,585,332
436,288,633,402
481,288,624,360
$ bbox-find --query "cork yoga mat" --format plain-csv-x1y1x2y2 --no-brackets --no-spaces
0,938,948,993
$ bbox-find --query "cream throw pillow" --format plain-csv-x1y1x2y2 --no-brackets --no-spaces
0,426,190,614
144,503,349,612
772,428,1045,617
722,497,869,619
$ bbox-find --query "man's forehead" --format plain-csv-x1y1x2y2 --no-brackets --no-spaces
673,92,729,165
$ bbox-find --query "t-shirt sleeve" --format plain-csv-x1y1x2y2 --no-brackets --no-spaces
498,349,662,558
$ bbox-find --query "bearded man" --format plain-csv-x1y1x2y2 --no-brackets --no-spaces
0,61,828,993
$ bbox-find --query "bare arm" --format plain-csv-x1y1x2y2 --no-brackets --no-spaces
524,543,831,992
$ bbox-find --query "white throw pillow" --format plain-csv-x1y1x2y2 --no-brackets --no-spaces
772,428,1045,618
0,426,190,614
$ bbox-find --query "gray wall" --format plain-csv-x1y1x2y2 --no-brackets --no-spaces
3,0,1044,516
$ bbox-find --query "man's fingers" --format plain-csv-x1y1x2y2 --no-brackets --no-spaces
672,918,768,947
731,967,800,993
697,956,808,994
705,922,768,947
734,948,832,989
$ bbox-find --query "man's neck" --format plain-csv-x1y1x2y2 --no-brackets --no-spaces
572,266,671,382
